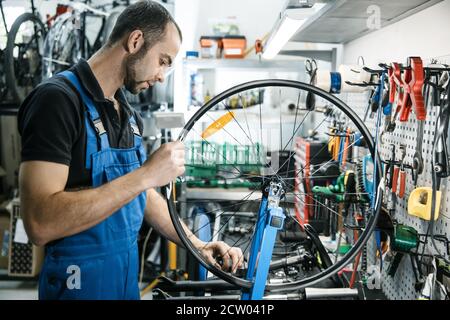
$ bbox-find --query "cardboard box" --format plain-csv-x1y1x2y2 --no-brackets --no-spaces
8,200,43,277
0,212,10,269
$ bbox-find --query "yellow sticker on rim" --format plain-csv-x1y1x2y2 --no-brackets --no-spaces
201,111,235,139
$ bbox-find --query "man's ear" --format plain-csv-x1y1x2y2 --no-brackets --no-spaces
125,30,145,54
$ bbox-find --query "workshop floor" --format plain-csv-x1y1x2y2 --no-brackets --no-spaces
0,282,156,300
0,281,38,300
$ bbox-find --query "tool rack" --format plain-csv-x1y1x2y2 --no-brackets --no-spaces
340,56,450,299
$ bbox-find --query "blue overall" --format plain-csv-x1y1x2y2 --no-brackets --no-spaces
38,70,147,300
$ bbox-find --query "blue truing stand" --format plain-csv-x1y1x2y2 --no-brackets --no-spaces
241,181,285,300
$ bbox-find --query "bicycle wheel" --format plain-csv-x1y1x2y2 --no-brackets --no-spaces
4,12,46,103
0,49,7,101
41,12,75,79
100,9,122,43
163,79,383,292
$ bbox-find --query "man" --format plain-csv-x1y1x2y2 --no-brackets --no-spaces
18,1,243,300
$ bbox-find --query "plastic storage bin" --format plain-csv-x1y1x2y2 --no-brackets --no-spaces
199,36,223,58
222,35,246,59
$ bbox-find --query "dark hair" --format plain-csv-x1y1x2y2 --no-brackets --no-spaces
107,0,182,50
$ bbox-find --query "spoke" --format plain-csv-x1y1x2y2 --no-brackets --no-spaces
259,89,264,184
204,113,246,148
279,89,283,154
184,165,263,180
284,91,302,179
297,133,364,179
276,113,324,176
238,208,271,261
291,191,370,197
203,113,272,172
190,126,244,176
184,147,263,179
239,93,254,145
196,190,259,246
178,198,259,216
220,233,253,248
222,101,255,146
283,178,347,220
280,109,313,153
203,196,275,268
292,191,346,220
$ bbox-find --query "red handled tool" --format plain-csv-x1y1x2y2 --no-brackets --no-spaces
389,62,402,104
399,67,413,121
391,144,406,197
409,57,426,120
399,57,426,122
398,168,406,198
392,166,400,193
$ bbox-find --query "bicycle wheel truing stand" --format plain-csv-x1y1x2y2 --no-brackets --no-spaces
241,180,286,300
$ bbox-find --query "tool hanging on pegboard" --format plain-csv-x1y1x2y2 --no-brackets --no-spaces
337,55,450,299
427,71,450,265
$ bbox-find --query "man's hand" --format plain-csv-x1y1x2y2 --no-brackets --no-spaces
195,241,244,273
140,141,185,188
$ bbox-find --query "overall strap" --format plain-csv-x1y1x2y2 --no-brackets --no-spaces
129,114,147,163
59,70,110,169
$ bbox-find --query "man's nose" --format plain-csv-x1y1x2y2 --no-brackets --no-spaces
157,68,165,83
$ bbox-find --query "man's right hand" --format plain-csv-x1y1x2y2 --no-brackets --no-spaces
141,141,185,188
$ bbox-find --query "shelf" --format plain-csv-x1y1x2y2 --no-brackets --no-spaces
288,0,443,44
183,58,305,71
186,188,261,201
183,107,311,126
186,187,295,202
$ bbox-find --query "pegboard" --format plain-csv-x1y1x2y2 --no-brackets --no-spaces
339,59,450,300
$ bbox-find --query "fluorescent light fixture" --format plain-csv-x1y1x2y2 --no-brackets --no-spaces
262,17,306,59
262,3,326,60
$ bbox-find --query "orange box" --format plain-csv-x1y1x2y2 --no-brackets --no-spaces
222,36,246,59
199,36,223,58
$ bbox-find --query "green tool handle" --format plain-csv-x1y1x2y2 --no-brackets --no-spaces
312,186,343,202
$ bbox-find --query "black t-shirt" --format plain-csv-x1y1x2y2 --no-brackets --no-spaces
18,59,144,189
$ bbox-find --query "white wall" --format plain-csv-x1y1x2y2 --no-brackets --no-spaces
174,0,201,55
187,0,285,57
343,0,450,67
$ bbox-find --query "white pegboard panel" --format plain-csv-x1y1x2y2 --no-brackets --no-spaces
340,63,450,300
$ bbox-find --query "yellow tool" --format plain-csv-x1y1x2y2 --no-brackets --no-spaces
407,187,442,221
201,111,235,139
328,128,340,160
168,241,177,270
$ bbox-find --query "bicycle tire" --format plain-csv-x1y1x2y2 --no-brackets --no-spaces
163,79,383,291
4,12,46,103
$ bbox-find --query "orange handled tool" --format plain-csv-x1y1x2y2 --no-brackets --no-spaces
399,67,413,122
399,57,426,122
408,57,426,121
397,144,407,198
255,39,263,54
398,170,406,198
341,128,351,166
389,63,402,104
392,166,400,193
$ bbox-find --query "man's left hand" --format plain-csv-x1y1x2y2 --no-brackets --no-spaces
195,241,244,273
